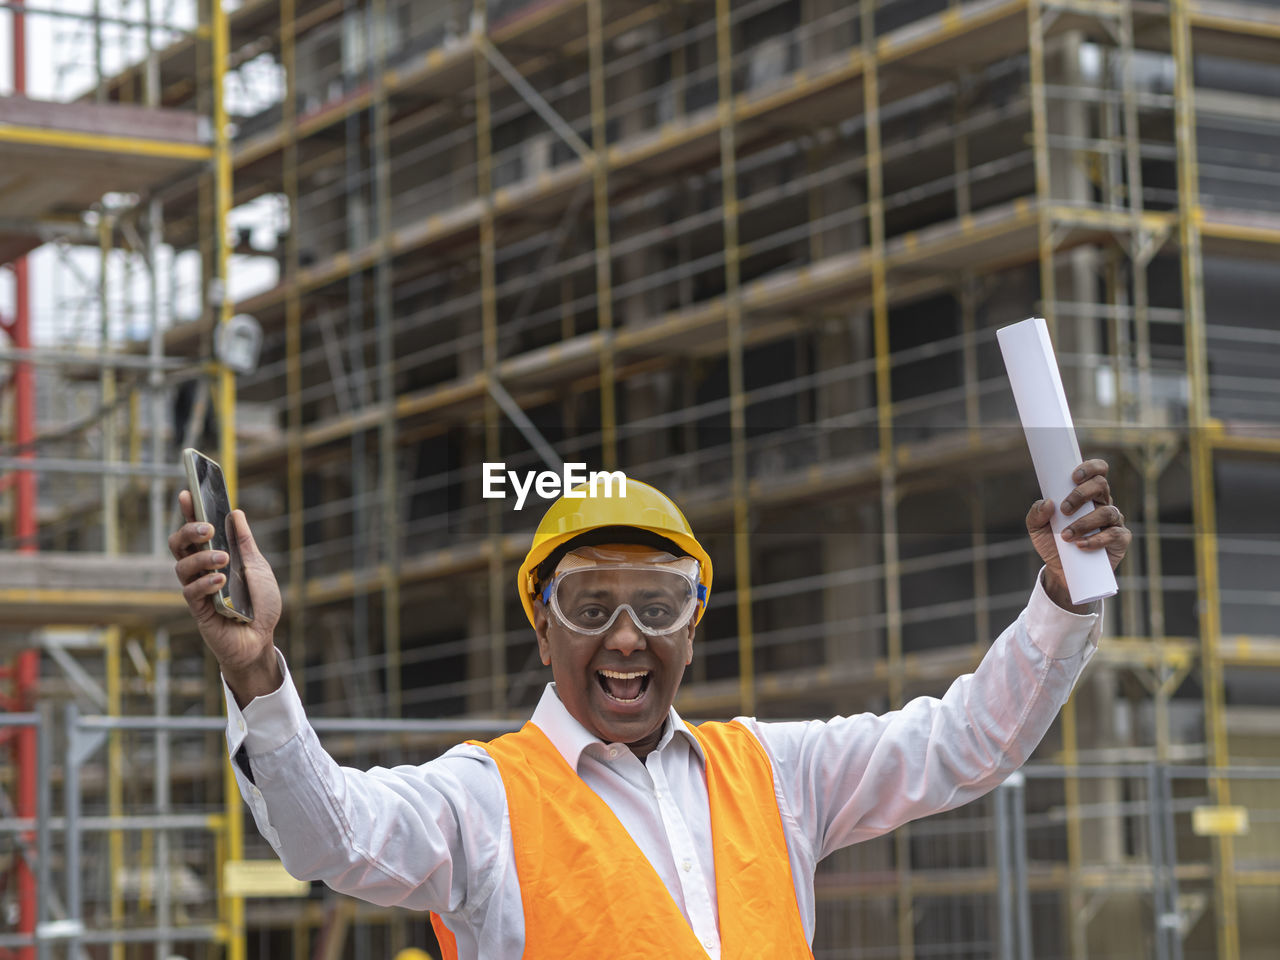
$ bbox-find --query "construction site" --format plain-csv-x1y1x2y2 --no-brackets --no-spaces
2,0,1279,957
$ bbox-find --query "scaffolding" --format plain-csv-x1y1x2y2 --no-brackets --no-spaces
3,0,1280,957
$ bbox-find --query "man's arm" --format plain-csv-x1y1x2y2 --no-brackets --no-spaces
223,648,509,914
171,495,504,915
745,567,1101,861
746,459,1129,861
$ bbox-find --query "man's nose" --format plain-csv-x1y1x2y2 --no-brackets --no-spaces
604,608,646,655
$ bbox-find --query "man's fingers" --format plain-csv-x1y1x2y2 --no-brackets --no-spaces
1064,457,1112,511
1061,504,1124,541
178,489,196,523
174,550,228,586
183,571,225,608
168,521,214,562
1070,523,1131,552
1061,476,1112,515
1072,458,1109,482
1066,503,1124,538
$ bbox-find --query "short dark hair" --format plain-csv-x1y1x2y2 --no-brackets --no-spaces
534,525,686,590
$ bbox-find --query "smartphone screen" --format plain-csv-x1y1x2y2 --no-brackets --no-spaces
190,452,254,621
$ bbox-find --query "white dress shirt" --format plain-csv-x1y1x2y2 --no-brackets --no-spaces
224,570,1101,959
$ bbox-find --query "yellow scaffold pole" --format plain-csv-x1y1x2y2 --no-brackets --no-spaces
210,0,245,956
1171,2,1237,958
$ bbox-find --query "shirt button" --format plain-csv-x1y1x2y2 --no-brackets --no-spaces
236,718,245,732
608,746,619,760
681,858,692,872
654,789,663,800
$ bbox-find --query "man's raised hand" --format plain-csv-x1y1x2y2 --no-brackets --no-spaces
1025,458,1131,611
169,490,284,705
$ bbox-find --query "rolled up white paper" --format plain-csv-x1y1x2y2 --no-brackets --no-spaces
997,317,1117,606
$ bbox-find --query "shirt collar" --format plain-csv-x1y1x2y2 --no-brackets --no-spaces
529,683,706,770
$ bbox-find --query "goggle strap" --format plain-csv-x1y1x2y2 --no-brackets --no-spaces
538,573,707,615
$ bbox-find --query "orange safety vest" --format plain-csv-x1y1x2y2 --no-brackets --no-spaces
431,719,812,959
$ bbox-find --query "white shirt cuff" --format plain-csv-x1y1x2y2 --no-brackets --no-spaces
222,647,307,757
1025,566,1104,661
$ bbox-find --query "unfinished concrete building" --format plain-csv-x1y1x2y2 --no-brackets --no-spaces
2,0,1279,957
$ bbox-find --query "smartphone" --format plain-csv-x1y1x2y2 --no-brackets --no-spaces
182,447,255,623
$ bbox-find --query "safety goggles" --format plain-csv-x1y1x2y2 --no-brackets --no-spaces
539,545,705,637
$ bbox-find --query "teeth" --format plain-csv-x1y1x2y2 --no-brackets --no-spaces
598,669,649,680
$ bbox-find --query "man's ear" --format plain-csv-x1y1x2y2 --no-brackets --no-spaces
684,620,696,666
534,599,552,666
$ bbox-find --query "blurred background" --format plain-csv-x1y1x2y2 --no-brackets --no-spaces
1,0,1279,957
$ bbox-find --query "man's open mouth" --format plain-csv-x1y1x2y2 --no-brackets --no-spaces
597,669,651,703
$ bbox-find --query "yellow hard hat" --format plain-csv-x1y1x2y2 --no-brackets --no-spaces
517,478,712,629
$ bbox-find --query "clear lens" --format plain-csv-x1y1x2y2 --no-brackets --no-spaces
550,566,697,636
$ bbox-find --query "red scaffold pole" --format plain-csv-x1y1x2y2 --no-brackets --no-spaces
8,5,40,959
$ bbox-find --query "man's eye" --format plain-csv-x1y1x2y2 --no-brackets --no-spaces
642,604,674,620
576,605,610,622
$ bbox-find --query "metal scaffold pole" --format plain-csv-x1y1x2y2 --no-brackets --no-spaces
588,0,617,470
35,707,50,960
1025,4,1085,955
344,0,372,742
1027,0,1057,339
7,5,39,958
210,0,246,955
142,1,174,946
715,0,755,718
97,207,128,960
106,624,124,960
372,0,401,722
11,662,38,960
476,0,506,714
1170,2,1238,959
7,0,35,559
861,2,911,955
1116,1,1176,730
281,0,307,706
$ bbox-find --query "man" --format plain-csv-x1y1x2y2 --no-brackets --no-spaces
170,462,1130,958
